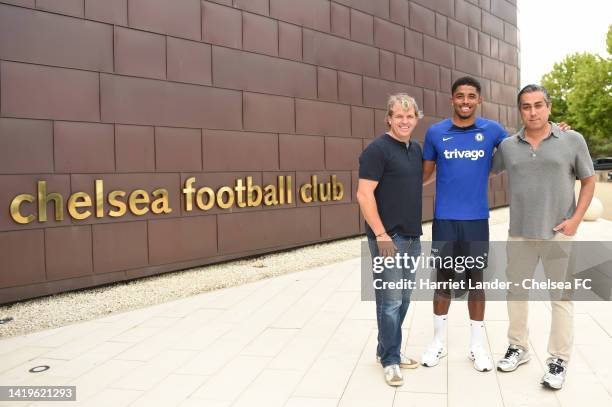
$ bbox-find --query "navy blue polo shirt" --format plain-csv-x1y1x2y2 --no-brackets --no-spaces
359,133,423,239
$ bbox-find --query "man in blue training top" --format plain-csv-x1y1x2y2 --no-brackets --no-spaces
420,76,506,372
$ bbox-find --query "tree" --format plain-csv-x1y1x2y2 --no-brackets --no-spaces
541,24,612,156
608,22,612,54
541,53,598,124
567,56,612,156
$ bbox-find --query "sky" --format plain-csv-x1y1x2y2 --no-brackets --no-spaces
518,0,611,86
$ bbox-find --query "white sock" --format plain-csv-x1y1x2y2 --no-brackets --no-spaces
433,314,447,346
470,320,485,349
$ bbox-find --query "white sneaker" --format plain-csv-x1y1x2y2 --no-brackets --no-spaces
541,358,567,390
421,342,447,367
377,352,419,369
497,344,530,372
383,364,404,386
469,346,493,372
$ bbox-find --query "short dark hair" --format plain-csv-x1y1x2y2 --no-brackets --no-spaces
451,76,481,95
517,84,551,106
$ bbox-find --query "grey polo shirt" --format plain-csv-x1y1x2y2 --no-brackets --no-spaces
492,123,594,239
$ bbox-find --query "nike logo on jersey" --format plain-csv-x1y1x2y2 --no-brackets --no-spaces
442,137,453,141
443,149,485,160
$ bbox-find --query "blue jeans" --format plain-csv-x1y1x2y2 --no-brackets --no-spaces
368,234,421,367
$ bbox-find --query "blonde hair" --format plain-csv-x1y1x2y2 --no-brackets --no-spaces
385,93,423,129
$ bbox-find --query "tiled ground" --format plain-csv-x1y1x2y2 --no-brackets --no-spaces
1,215,611,407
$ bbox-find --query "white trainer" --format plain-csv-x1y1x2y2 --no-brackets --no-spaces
469,346,493,372
541,358,567,390
377,352,419,369
383,364,404,386
421,342,447,367
497,344,530,372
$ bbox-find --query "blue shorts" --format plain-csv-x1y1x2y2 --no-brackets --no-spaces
431,219,489,273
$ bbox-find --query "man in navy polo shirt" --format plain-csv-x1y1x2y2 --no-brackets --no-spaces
357,93,424,386
420,77,507,372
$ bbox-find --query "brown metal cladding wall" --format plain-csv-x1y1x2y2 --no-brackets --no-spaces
0,0,519,303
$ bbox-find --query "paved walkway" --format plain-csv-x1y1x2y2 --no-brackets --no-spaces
1,217,611,407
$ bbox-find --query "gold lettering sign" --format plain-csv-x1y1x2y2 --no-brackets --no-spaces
108,191,127,217
151,189,172,214
196,186,215,211
10,194,35,224
67,192,92,220
9,175,344,224
128,190,150,216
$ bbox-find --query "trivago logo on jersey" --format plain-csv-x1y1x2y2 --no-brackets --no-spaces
443,149,485,161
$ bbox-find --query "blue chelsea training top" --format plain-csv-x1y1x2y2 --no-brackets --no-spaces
423,117,507,220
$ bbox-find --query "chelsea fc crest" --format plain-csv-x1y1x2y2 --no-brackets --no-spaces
475,133,484,142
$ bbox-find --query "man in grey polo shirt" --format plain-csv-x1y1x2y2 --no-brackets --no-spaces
491,84,595,390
